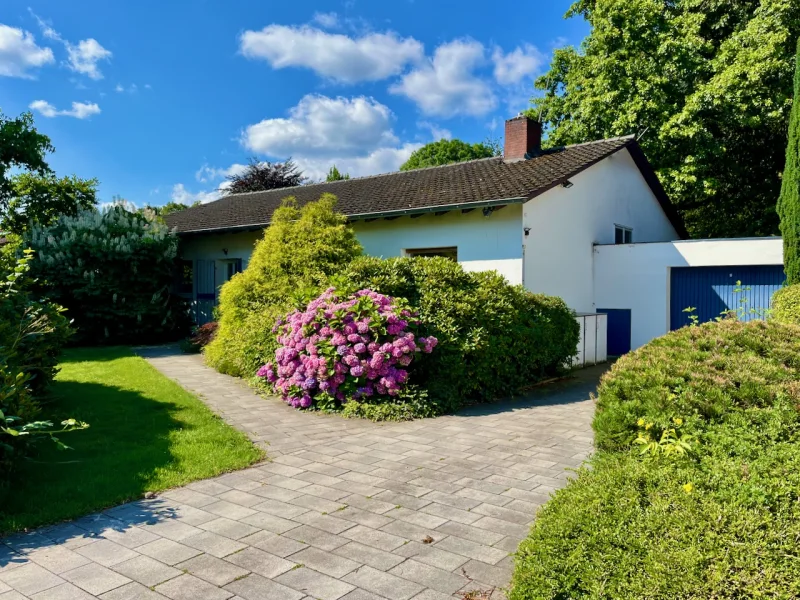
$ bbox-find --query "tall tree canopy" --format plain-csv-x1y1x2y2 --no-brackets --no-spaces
326,165,350,181
0,111,97,234
779,38,800,284
225,157,306,194
532,0,800,238
400,139,499,171
146,200,201,217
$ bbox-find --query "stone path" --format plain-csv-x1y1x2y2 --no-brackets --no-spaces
0,350,602,600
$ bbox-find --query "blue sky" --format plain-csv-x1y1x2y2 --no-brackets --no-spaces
1,1,588,206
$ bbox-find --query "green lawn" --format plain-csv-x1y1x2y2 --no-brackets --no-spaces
0,347,263,534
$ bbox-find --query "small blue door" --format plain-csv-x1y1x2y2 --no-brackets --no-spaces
670,265,785,330
194,260,216,325
597,309,631,355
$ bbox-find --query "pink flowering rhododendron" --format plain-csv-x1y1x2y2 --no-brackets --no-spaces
257,288,437,409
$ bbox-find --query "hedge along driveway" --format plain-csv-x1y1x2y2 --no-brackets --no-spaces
0,347,263,534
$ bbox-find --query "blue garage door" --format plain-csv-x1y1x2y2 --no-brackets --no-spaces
670,265,785,330
597,309,631,355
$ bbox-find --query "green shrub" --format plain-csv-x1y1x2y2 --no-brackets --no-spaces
26,205,190,345
510,320,800,600
205,195,362,377
343,256,578,413
772,284,800,325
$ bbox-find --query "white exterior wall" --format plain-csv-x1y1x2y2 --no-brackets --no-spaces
352,205,524,285
522,148,679,311
594,238,784,350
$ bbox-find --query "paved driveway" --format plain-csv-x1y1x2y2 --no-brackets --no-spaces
0,351,601,600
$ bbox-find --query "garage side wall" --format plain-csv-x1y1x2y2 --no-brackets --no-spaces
594,238,784,350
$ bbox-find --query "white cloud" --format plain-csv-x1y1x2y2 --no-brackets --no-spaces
243,94,399,157
492,44,543,85
239,25,423,83
66,37,112,79
115,83,124,92
0,24,54,78
171,183,222,205
312,12,339,28
29,99,101,119
418,121,452,141
195,163,247,183
294,143,423,181
390,39,496,117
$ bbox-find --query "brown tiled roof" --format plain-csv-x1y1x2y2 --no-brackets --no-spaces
165,137,687,238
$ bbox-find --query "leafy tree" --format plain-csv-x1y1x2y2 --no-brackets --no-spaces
399,139,498,171
779,38,800,284
146,200,201,216
532,0,800,238
1,111,52,224
224,157,306,194
5,172,97,234
326,165,350,181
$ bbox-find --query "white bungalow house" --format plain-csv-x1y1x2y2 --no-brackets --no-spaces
165,116,784,355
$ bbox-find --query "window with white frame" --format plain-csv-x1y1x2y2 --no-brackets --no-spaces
404,247,458,261
614,225,633,244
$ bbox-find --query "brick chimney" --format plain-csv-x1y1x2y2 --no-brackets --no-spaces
504,115,542,161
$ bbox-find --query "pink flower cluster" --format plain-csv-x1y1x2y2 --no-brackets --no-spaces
257,288,437,409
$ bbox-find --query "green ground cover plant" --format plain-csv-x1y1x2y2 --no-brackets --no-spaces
0,346,262,534
510,319,800,599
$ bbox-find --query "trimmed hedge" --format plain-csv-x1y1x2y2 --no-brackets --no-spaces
344,256,578,413
204,195,362,377
510,320,800,599
772,283,800,325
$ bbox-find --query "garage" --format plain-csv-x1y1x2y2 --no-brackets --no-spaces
669,265,786,330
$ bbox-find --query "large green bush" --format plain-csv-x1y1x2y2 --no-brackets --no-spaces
343,256,578,413
204,195,363,377
510,320,800,599
26,205,190,345
0,250,76,476
772,283,800,325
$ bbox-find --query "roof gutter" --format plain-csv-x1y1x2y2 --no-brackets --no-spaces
173,196,528,235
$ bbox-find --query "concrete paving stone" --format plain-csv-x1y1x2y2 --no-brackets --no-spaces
295,471,344,488
304,462,350,478
276,567,355,600
38,525,96,550
372,492,431,512
201,502,258,522
186,481,232,497
342,566,423,600
251,498,310,520
140,519,204,542
183,531,247,559
339,589,388,600
237,532,308,558
471,504,532,526
264,476,312,492
176,554,249,587
340,495,396,515
4,532,60,554
418,502,480,526
459,560,513,588
224,547,296,579
0,547,27,574
456,488,514,508
0,581,9,594
332,543,404,572
31,582,96,600
419,491,478,512
290,494,347,515
292,514,357,535
100,526,160,549
198,518,261,541
379,521,440,545
299,484,350,502
239,512,298,535
223,574,304,600
284,526,349,552
389,559,468,595
434,522,504,547
112,555,181,587
335,507,394,530
27,545,92,574
408,590,452,600
61,563,131,596
216,491,263,509
0,563,65,596
492,536,520,554
137,539,203,566
397,542,470,572
386,508,446,530
0,591,28,600
272,455,313,468
259,463,307,478
75,540,140,567
287,547,360,579
155,574,233,600
500,488,552,505
433,536,508,565
503,499,541,516
248,485,305,502
341,526,406,553
471,517,529,539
